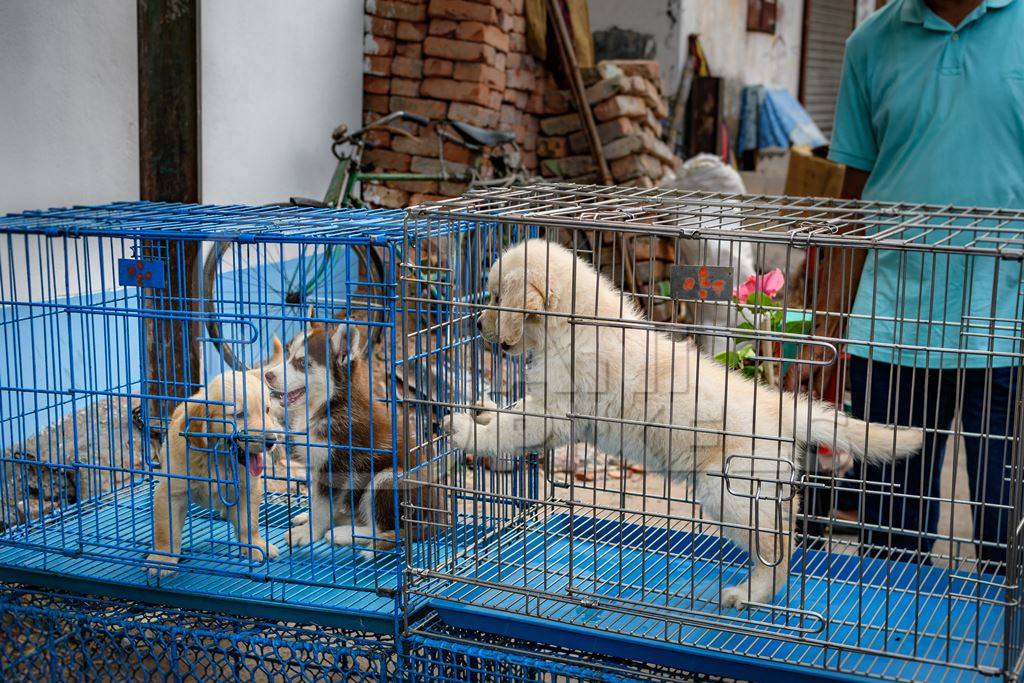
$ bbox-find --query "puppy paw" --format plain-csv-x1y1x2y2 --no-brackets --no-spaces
719,586,749,610
145,552,179,577
288,522,315,548
322,525,354,546
440,412,475,450
470,398,499,425
249,539,279,562
291,512,309,526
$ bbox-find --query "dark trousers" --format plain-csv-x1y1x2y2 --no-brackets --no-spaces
845,356,1019,569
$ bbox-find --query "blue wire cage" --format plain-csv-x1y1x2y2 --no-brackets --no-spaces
0,201,492,635
0,585,395,680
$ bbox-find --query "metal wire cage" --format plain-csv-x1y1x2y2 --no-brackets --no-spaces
0,585,394,680
401,183,1024,682
0,201,456,633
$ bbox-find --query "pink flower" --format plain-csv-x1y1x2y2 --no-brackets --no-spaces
733,268,785,301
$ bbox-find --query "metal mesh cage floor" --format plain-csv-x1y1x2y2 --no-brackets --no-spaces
0,585,395,681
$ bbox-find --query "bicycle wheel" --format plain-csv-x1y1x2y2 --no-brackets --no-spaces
201,239,386,373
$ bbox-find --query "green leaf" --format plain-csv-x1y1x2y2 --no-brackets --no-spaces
784,319,813,334
714,350,744,369
658,280,672,298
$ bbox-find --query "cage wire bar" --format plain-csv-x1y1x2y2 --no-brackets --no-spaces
400,182,1024,682
0,585,395,680
0,201,481,635
404,612,733,682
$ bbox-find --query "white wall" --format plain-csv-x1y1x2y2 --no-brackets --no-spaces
200,1,364,205
0,1,139,214
679,0,805,131
588,0,684,91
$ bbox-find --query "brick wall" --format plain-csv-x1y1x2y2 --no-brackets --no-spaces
362,0,550,207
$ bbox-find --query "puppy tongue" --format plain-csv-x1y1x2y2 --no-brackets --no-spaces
249,452,265,478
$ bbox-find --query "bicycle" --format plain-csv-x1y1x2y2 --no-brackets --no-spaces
203,110,529,370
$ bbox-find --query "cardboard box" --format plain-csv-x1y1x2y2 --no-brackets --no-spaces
784,145,845,198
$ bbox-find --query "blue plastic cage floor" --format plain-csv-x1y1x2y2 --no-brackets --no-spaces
0,482,439,633
426,511,1007,682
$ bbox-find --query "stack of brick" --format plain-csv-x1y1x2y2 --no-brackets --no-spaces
361,0,547,208
538,60,678,187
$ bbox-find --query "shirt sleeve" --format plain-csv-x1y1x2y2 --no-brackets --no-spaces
828,44,877,172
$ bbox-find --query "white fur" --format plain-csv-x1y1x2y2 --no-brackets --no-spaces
442,239,922,608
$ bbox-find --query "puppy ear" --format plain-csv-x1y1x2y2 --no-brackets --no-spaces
266,336,284,367
329,324,364,361
308,305,323,331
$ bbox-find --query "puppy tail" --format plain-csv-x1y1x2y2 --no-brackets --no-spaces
805,397,922,466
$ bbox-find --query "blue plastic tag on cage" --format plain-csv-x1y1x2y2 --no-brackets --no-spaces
118,258,166,289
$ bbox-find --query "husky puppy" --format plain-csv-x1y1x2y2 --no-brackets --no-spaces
442,239,922,608
265,320,439,555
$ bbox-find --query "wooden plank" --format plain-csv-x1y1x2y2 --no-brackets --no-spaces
137,0,202,421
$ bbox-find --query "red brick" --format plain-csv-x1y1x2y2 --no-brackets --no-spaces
421,78,493,106
455,21,510,51
541,155,595,178
453,62,505,89
508,31,527,52
423,36,495,64
409,192,448,205
509,14,525,32
506,68,535,92
365,129,391,147
364,55,392,76
364,75,391,95
503,88,528,109
428,0,497,23
424,58,454,77
526,91,544,115
439,180,469,195
522,150,537,171
493,50,507,72
428,19,459,36
447,101,500,128
540,112,582,136
496,10,515,32
593,95,647,121
490,0,515,14
391,56,423,79
396,42,423,58
368,0,426,22
498,103,521,127
536,139,569,160
396,20,428,41
363,148,413,172
568,117,636,154
443,141,475,165
365,93,390,114
609,59,662,87
391,77,421,97
363,183,409,208
365,35,394,56
610,154,661,182
392,134,440,157
389,95,448,120
385,178,440,193
543,89,571,115
365,14,396,37
410,155,471,176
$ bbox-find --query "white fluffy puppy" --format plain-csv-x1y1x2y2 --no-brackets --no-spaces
443,239,921,608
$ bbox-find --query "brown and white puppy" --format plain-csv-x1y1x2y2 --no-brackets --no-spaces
264,319,435,556
146,369,283,575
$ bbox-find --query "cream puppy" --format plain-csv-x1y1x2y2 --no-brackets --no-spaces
442,239,921,608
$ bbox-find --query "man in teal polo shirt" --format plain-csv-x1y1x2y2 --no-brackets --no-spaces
820,0,1024,568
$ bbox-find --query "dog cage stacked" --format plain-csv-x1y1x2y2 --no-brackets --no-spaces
0,585,395,680
0,200,507,638
400,182,1024,682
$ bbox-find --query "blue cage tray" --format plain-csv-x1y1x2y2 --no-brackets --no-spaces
428,512,1005,683
0,482,438,633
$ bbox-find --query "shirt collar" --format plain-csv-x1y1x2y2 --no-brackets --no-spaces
901,0,1016,30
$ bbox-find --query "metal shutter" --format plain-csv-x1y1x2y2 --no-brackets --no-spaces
801,0,856,139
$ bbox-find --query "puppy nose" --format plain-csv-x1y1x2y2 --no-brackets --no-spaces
264,371,276,385
476,318,483,332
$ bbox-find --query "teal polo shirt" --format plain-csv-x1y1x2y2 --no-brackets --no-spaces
829,0,1024,368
